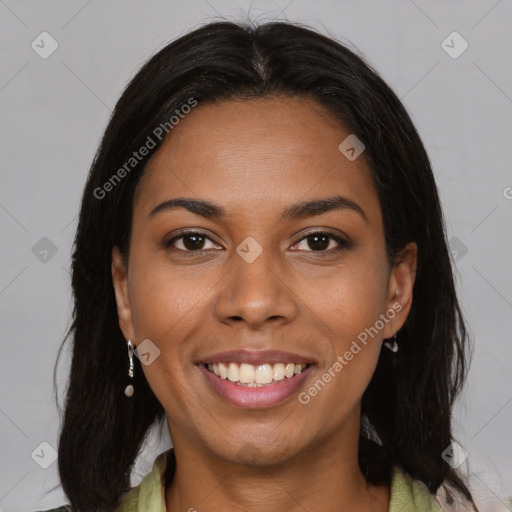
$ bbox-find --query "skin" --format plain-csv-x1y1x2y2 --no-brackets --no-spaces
112,96,417,512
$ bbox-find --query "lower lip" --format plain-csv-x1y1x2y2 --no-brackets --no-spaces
198,364,314,408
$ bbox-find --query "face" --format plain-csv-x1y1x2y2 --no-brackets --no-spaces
112,96,416,466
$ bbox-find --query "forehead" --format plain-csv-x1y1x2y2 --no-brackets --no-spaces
135,96,379,220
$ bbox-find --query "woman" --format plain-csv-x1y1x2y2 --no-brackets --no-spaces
45,20,478,512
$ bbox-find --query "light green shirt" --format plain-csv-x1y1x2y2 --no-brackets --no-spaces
116,449,443,512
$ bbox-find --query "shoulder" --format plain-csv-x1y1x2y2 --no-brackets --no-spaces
389,466,444,512
35,507,71,512
37,450,173,512
116,449,173,512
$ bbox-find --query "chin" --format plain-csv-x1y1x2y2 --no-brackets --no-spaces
217,436,302,468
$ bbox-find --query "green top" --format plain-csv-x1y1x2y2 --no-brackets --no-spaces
44,449,443,511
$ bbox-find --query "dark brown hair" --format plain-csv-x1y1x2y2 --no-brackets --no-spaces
53,20,477,511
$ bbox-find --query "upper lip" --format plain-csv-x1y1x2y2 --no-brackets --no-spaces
197,350,316,366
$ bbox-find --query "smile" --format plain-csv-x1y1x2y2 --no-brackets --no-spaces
198,355,315,408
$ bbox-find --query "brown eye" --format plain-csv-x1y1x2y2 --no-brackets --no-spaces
179,233,206,251
292,231,352,253
305,233,330,251
164,231,220,253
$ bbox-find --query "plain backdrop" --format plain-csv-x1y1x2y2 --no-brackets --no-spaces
0,1,511,511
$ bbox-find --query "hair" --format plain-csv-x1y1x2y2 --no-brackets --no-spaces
53,20,478,511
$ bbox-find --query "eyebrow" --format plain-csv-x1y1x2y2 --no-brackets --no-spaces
148,195,368,223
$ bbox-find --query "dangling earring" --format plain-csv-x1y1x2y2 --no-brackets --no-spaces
384,332,399,353
124,340,135,397
384,289,400,353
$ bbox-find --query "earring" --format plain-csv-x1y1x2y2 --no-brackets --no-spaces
384,332,399,353
124,340,135,397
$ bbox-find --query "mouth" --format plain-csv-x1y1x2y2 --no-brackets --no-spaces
196,351,316,408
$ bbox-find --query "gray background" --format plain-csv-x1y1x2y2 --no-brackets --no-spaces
0,1,511,511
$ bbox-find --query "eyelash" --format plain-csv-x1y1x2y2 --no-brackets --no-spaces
163,230,352,257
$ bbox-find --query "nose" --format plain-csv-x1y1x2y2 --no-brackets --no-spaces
213,246,299,331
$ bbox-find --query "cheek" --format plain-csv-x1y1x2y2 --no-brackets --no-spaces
129,257,203,338
298,258,387,395
126,260,202,396
128,263,201,422
303,260,388,343
298,277,385,423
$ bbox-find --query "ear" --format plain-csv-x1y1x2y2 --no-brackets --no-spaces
382,241,417,339
111,246,136,342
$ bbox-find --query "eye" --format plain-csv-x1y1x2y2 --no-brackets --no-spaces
163,230,352,256
291,231,352,253
164,231,221,253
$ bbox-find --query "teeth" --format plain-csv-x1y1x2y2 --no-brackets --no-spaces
272,363,285,381
218,363,228,379
255,364,273,384
207,362,308,385
227,362,240,382
239,363,255,383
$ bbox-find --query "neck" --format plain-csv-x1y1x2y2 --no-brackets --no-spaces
165,418,390,512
